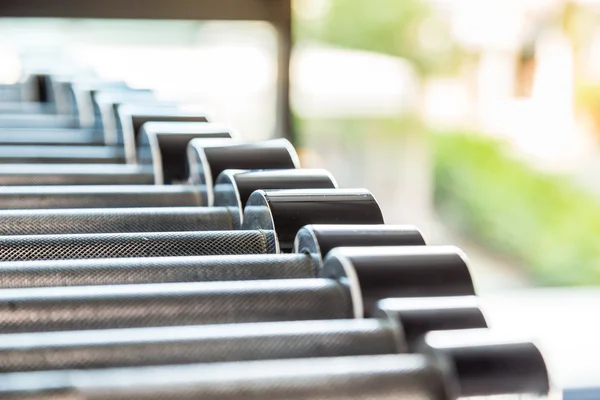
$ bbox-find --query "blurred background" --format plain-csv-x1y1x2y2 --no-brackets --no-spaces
2,0,600,392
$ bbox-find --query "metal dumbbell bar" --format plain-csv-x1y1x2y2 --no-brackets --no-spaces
0,244,474,333
0,97,211,167
0,330,550,400
0,138,299,207
0,188,384,261
0,121,233,185
0,119,225,167
0,296,485,372
0,77,151,131
0,184,205,209
0,73,105,116
0,135,293,186
0,225,426,288
0,101,211,163
0,169,337,235
0,78,150,133
0,87,297,184
0,73,76,122
0,97,205,151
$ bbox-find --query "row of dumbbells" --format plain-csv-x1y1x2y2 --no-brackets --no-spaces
0,72,553,400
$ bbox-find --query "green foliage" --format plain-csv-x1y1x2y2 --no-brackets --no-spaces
434,132,600,285
295,0,466,78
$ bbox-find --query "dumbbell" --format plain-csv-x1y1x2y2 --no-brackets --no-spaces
0,86,212,167
0,73,58,115
65,79,141,129
0,245,475,333
60,87,176,147
0,296,486,372
0,91,202,142
0,188,384,260
0,86,157,165
0,135,290,186
90,88,156,142
0,330,550,400
2,97,208,157
0,103,210,167
0,74,139,119
0,138,298,209
0,75,132,129
38,77,133,123
0,121,235,183
0,132,226,185
0,225,427,287
0,169,337,235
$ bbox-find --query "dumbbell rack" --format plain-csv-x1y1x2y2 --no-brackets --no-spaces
0,0,294,143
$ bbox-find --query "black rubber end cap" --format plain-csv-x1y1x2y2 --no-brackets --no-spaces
92,90,155,132
242,188,384,253
116,103,208,164
129,109,209,138
33,73,52,103
213,169,338,228
319,246,476,317
138,122,235,184
418,329,550,398
294,224,426,264
373,296,487,351
187,138,301,203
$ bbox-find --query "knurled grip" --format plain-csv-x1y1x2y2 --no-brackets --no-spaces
0,145,124,164
0,230,276,261
0,280,353,333
0,207,235,235
0,164,154,185
0,254,316,288
0,319,400,372
0,185,204,209
0,128,100,145
0,355,446,400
